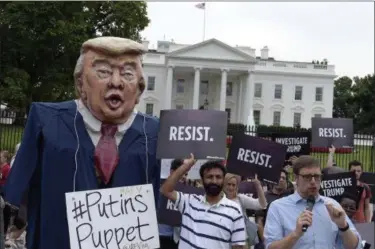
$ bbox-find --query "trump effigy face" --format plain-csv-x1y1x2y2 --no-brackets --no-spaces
79,49,143,124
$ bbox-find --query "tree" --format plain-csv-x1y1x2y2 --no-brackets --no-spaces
333,76,357,119
352,74,375,133
0,1,149,112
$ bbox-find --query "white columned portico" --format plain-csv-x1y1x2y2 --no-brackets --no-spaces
243,70,254,123
193,67,201,109
219,68,228,111
165,65,174,109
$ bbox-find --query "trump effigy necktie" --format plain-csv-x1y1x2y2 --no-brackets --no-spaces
94,124,119,185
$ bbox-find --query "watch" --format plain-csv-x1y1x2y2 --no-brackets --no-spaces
338,223,350,232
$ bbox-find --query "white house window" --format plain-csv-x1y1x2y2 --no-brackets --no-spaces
226,82,233,96
295,86,303,100
315,87,323,101
145,103,154,115
147,76,155,91
314,113,322,118
177,79,185,93
176,104,184,109
254,83,262,98
273,111,281,126
201,80,209,95
274,84,282,99
293,112,302,126
253,110,261,125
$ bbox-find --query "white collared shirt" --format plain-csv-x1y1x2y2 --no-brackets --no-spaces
75,99,137,146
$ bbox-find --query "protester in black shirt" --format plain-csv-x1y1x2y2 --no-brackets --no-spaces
255,169,294,249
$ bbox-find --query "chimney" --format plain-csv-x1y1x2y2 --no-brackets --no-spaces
142,40,149,51
261,46,269,59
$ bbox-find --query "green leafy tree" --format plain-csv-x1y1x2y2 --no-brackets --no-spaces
0,1,149,113
352,74,375,133
333,76,358,119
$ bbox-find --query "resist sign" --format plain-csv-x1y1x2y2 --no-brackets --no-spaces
226,134,287,184
156,109,228,160
65,184,159,249
311,118,353,148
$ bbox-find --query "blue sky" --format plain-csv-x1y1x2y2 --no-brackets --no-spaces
141,2,374,78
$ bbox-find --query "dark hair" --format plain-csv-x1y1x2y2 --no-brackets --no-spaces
339,191,359,209
280,169,288,178
349,160,362,169
293,155,320,175
199,160,227,178
170,159,184,171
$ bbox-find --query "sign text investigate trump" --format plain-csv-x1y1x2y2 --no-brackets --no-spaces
65,184,159,249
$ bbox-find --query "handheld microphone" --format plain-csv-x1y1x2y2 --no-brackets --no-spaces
302,196,315,232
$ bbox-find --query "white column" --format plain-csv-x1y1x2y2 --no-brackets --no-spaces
165,65,174,109
193,67,201,109
242,70,253,124
237,78,243,122
219,68,228,111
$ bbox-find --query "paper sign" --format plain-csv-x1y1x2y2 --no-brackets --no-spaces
156,109,228,160
65,184,159,249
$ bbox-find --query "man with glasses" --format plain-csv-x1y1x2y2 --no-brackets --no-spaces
264,155,361,249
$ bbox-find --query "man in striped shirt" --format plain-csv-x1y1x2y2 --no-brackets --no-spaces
161,154,246,249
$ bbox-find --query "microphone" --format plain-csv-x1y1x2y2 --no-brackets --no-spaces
302,196,315,232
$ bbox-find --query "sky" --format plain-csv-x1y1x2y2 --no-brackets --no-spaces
141,2,374,79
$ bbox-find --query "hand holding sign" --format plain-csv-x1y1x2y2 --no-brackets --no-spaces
183,153,197,170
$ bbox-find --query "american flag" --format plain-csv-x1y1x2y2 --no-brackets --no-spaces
195,2,205,10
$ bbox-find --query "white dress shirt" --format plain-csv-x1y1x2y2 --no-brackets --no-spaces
75,99,137,146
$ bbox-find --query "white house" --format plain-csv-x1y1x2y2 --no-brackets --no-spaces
138,38,336,128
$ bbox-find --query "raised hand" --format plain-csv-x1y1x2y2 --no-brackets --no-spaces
183,153,197,169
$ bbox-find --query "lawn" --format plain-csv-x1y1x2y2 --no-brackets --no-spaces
0,125,24,152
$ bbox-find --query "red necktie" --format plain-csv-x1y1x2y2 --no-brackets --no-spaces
94,124,119,185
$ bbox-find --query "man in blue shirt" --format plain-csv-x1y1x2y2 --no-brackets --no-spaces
264,155,361,249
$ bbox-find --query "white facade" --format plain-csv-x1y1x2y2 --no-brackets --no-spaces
138,38,336,129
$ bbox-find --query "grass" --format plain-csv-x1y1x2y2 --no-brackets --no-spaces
0,125,24,152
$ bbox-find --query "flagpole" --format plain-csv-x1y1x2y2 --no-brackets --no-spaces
203,3,206,41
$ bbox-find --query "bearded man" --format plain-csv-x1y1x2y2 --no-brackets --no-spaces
4,37,161,249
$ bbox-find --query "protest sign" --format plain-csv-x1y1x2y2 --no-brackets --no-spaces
160,159,208,179
360,172,375,204
273,132,311,158
65,184,159,249
156,109,227,160
238,181,258,198
157,183,204,226
355,222,374,247
311,118,353,148
226,134,287,184
320,172,357,201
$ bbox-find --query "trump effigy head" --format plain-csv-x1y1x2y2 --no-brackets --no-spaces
73,36,147,124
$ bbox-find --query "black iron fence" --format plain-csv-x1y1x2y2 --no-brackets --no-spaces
1,113,374,173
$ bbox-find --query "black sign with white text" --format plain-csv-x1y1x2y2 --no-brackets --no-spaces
226,134,287,184
273,132,311,157
311,118,353,148
320,171,357,201
157,183,204,226
156,110,228,160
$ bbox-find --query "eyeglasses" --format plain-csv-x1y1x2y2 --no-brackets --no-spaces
297,174,322,182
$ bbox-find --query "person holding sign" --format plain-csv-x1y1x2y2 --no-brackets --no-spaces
160,154,246,249
4,37,161,249
264,156,361,249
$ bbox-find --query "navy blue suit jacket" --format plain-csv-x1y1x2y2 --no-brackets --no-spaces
4,100,161,249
